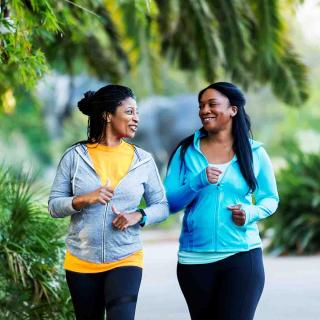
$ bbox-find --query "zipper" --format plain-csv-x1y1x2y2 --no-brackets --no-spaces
192,133,237,250
212,161,233,249
102,202,109,262
76,144,151,261
101,157,150,261
214,183,220,249
112,157,151,193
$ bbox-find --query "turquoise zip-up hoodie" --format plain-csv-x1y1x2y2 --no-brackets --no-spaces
165,130,279,252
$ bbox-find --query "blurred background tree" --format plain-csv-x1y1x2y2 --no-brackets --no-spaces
0,0,308,108
0,0,312,169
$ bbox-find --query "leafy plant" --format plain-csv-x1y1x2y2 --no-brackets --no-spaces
0,165,73,319
0,0,309,108
264,143,320,255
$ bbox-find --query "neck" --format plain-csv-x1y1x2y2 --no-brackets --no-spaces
205,129,233,146
100,129,122,146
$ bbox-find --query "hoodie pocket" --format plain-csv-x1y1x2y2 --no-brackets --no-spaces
218,206,247,248
68,213,84,238
126,223,140,237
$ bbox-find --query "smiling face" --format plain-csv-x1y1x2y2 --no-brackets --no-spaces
107,97,139,139
198,88,237,134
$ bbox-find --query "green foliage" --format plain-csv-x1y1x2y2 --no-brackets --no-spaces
0,91,51,167
264,142,320,255
0,0,310,107
0,165,73,319
0,0,58,92
0,0,131,97
155,0,309,106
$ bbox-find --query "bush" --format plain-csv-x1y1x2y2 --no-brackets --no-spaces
264,145,320,255
0,166,73,319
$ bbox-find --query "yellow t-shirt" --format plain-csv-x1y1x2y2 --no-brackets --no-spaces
64,140,143,273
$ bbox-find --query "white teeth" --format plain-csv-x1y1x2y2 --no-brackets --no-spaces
203,117,216,122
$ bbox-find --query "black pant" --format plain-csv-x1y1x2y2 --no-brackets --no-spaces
177,248,265,320
66,266,142,320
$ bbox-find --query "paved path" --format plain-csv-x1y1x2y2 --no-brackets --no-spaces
135,231,320,320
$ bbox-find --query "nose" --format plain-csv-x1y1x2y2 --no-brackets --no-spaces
199,103,210,115
133,112,139,123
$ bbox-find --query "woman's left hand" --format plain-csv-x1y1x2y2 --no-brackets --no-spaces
227,204,246,226
112,205,142,231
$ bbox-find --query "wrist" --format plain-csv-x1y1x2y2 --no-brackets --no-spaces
72,194,91,210
137,208,147,227
132,211,142,221
72,196,82,211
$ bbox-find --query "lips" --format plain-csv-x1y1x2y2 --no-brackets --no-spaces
129,125,138,132
202,116,217,122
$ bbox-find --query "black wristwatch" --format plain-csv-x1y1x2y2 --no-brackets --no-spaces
137,208,147,227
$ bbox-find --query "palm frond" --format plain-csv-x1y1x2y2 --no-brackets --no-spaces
270,45,309,106
0,165,72,319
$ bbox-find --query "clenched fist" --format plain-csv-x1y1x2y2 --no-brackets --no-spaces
72,179,114,210
112,205,142,231
206,166,222,184
227,204,246,226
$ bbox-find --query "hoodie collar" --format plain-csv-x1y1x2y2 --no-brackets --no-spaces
74,143,151,172
193,129,263,161
249,139,263,150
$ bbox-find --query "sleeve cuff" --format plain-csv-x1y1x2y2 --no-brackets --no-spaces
69,196,82,214
190,168,210,192
241,203,255,226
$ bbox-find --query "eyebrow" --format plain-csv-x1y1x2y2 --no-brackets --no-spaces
199,98,218,104
125,105,138,111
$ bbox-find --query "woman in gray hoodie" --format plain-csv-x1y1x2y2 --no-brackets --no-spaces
48,84,169,320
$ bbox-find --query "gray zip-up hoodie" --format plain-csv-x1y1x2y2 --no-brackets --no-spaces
48,143,169,263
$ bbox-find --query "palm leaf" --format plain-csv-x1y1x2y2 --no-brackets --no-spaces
0,165,72,319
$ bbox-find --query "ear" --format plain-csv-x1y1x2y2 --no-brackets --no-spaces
103,112,112,123
230,106,238,117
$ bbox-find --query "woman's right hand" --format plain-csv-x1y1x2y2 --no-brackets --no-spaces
206,166,222,184
72,179,114,210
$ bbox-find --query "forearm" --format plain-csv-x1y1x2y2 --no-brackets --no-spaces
143,201,169,226
242,197,279,225
72,193,93,211
166,169,209,213
166,185,198,213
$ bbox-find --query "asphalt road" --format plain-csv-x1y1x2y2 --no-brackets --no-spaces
135,232,320,320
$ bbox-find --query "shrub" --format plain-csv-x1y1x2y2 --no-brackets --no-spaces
0,166,73,319
264,146,320,255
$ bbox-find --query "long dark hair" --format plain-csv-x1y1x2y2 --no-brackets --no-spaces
168,82,257,193
77,84,135,144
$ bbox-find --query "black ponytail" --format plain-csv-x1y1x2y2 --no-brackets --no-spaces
167,82,257,193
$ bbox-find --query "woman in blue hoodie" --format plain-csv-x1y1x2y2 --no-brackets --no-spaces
165,82,279,320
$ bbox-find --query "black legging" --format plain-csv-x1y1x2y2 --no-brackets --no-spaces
177,248,265,320
66,266,142,320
